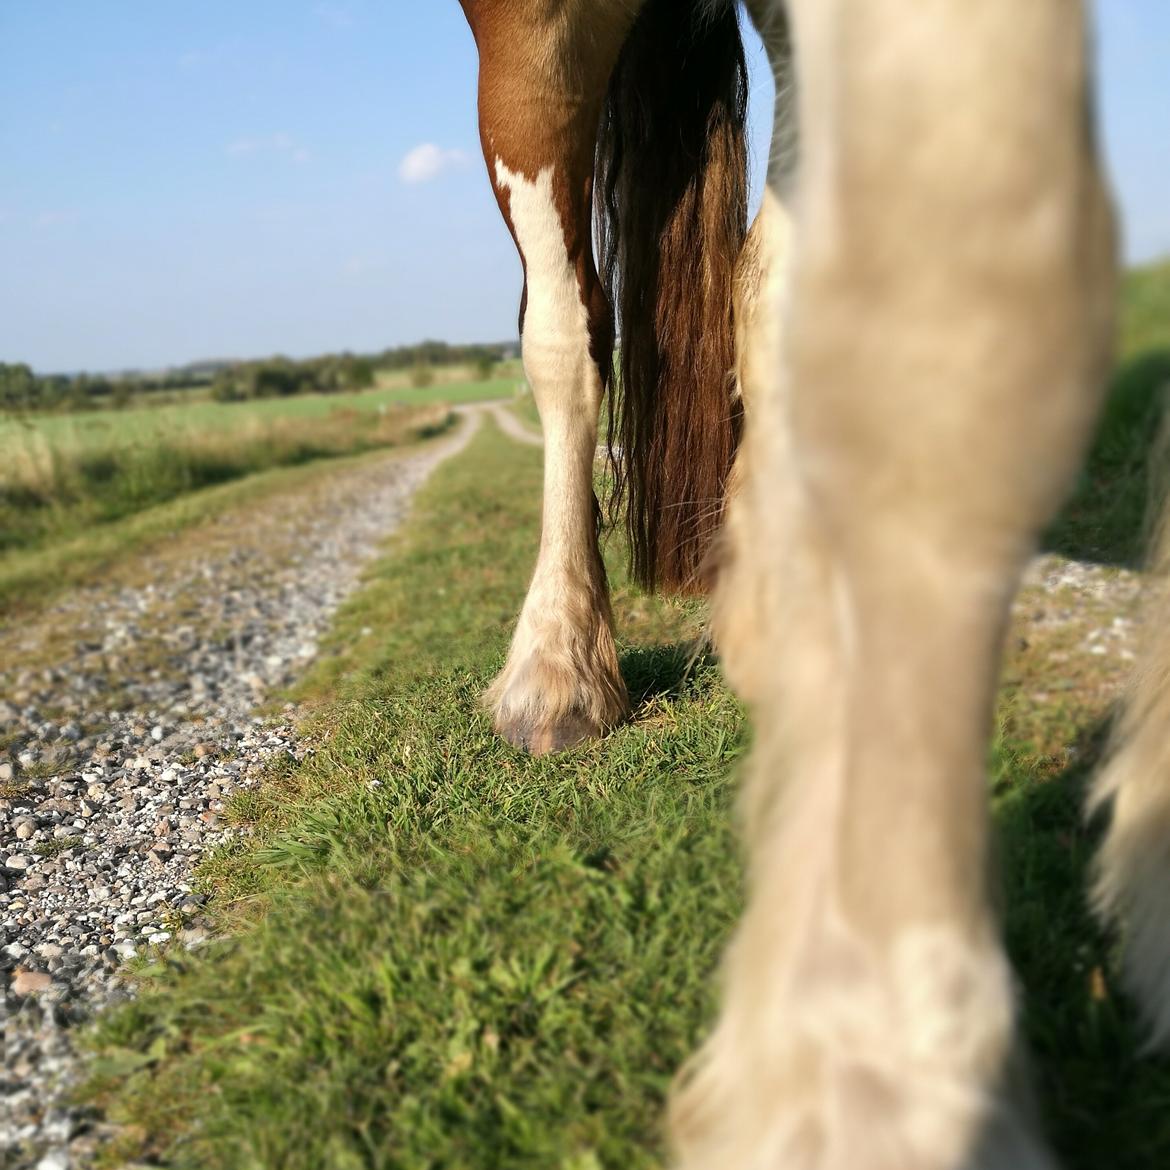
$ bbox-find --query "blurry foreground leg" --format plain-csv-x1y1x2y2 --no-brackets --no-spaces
673,0,1116,1166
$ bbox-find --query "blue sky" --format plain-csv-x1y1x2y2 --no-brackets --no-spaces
1,2,1166,374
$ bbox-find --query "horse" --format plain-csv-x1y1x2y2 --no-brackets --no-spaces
457,1,1167,1166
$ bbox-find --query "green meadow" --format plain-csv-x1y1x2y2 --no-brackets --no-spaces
0,379,519,458
0,380,523,594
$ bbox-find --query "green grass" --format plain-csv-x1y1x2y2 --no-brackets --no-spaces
0,439,440,618
0,379,513,457
81,403,1170,1168
1047,258,1170,565
0,379,513,563
0,401,455,557
510,388,541,432
32,835,82,857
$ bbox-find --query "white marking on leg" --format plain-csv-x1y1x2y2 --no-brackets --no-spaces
486,160,624,741
494,159,600,556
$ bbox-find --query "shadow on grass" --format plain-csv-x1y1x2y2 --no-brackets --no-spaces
619,640,717,706
997,716,1170,1169
1045,347,1170,568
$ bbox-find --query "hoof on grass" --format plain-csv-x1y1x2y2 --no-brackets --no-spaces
494,707,610,755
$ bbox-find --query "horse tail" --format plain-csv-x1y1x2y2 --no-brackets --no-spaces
596,0,749,594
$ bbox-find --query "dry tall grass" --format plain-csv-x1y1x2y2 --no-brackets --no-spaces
0,404,450,553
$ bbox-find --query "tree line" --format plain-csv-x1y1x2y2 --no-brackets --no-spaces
0,340,517,415
0,363,148,413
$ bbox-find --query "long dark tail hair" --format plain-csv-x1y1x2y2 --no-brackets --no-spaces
596,0,749,594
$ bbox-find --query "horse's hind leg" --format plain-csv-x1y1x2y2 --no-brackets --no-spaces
1093,515,1170,1040
674,0,1116,1167
461,4,637,753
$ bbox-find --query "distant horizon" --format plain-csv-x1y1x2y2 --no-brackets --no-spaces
15,247,1170,378
25,337,524,380
3,2,1167,372
30,247,1170,378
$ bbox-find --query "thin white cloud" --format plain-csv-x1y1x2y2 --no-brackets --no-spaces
398,143,469,185
227,133,311,163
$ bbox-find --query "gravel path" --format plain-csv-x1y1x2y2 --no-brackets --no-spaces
1012,552,1144,707
1,410,481,1169
488,399,620,461
487,401,542,447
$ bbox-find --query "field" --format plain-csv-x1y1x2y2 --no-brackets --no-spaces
1048,260,1170,565
377,359,525,391
72,261,1170,1170
0,379,527,595
0,378,521,457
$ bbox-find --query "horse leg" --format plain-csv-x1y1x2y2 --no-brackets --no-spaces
1092,519,1170,1040
462,4,638,753
675,0,1116,1167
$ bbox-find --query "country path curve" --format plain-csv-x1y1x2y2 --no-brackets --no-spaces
0,405,488,1169
485,397,617,460
486,400,542,446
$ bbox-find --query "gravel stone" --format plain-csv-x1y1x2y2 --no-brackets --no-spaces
0,413,479,1167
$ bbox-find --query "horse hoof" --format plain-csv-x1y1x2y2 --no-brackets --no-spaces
495,708,605,755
